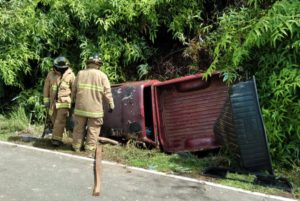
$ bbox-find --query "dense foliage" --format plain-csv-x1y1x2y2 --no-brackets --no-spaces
0,0,202,87
202,0,300,167
0,0,299,166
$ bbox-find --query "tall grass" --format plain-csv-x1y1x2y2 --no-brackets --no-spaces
0,107,30,134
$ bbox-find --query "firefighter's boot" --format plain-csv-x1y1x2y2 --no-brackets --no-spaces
51,139,64,147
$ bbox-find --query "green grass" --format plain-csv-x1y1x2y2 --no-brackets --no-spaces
0,107,33,134
218,173,296,198
0,107,43,141
104,144,211,175
0,113,299,200
0,109,26,140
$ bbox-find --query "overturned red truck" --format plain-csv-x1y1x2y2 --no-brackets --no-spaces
102,73,276,179
101,72,228,152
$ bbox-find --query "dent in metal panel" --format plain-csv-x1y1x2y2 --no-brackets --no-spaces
102,86,142,139
102,80,159,146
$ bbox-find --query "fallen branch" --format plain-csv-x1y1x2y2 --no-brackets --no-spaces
98,137,120,145
92,144,102,196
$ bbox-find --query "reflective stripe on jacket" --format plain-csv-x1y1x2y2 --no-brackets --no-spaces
43,68,75,114
72,64,114,118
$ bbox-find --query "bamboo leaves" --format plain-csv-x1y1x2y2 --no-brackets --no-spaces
198,0,300,166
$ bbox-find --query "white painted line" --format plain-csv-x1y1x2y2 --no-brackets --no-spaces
0,140,297,201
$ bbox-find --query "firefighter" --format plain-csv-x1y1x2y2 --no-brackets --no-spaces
72,53,114,156
43,56,75,146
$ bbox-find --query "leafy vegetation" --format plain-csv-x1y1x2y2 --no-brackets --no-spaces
0,0,299,172
0,0,202,87
199,0,300,167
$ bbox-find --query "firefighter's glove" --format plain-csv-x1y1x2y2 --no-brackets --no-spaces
108,108,114,113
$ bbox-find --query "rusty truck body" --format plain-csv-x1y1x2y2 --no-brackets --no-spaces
102,73,229,153
102,74,274,179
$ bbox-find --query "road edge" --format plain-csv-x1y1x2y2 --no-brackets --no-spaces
0,140,297,201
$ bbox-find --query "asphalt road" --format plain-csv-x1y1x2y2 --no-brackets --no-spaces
0,141,296,201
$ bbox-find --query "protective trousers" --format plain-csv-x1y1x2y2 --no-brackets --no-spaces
51,108,69,142
72,115,103,151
